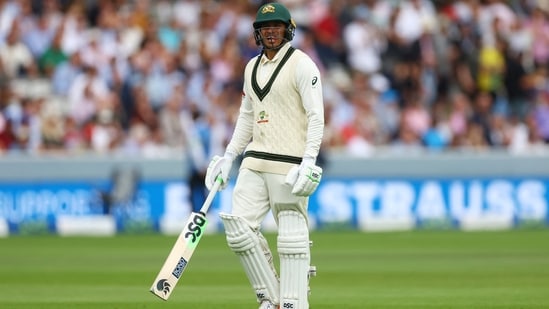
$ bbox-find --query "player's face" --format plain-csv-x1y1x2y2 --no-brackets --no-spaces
259,21,286,49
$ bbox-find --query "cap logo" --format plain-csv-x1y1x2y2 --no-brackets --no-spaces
261,4,276,14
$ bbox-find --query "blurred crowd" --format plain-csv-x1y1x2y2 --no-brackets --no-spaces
1,0,549,163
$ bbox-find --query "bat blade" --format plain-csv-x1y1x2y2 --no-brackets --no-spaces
150,211,208,300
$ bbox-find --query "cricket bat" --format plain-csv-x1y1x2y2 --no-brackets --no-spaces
150,178,221,300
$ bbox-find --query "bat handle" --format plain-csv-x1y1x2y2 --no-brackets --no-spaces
199,176,222,214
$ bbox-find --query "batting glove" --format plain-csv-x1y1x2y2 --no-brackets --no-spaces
205,153,235,190
285,157,322,197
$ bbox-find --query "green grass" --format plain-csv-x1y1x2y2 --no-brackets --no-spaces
1,229,548,308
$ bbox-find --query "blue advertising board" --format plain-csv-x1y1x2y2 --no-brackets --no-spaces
310,177,549,231
1,177,548,235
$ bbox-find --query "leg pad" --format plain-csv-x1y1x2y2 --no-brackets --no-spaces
220,213,279,305
278,210,310,309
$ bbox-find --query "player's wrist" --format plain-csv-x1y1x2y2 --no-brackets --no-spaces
224,151,237,162
301,156,315,166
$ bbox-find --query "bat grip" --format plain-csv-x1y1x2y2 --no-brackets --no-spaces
199,176,222,214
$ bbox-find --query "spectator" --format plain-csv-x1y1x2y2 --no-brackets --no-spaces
0,0,20,46
41,102,65,151
0,21,38,78
501,30,531,120
339,91,380,157
422,101,451,151
0,115,15,152
20,12,57,61
470,91,496,146
38,23,68,76
157,90,185,149
524,7,549,68
342,5,385,76
309,1,345,69
447,91,472,143
401,97,431,138
67,65,112,126
89,108,123,153
60,2,89,55
51,49,83,96
10,97,42,153
463,121,491,151
391,120,424,155
0,0,547,158
476,36,505,95
530,89,549,143
62,115,86,151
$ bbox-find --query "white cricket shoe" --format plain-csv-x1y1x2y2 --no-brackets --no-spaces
258,300,278,309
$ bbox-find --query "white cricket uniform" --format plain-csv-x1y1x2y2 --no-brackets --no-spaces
225,42,324,227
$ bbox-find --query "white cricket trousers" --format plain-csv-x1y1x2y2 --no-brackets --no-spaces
230,168,308,228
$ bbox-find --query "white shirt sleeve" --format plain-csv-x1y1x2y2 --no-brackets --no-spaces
225,90,254,157
295,56,324,161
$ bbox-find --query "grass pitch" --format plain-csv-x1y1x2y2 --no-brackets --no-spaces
1,229,548,309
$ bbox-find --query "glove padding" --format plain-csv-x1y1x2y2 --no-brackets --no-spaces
205,154,234,190
285,160,322,197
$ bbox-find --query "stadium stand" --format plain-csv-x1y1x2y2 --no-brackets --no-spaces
1,0,548,159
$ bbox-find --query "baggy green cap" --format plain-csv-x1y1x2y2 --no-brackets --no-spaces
253,3,292,29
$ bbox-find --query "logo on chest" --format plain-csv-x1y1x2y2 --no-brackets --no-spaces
256,110,269,124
